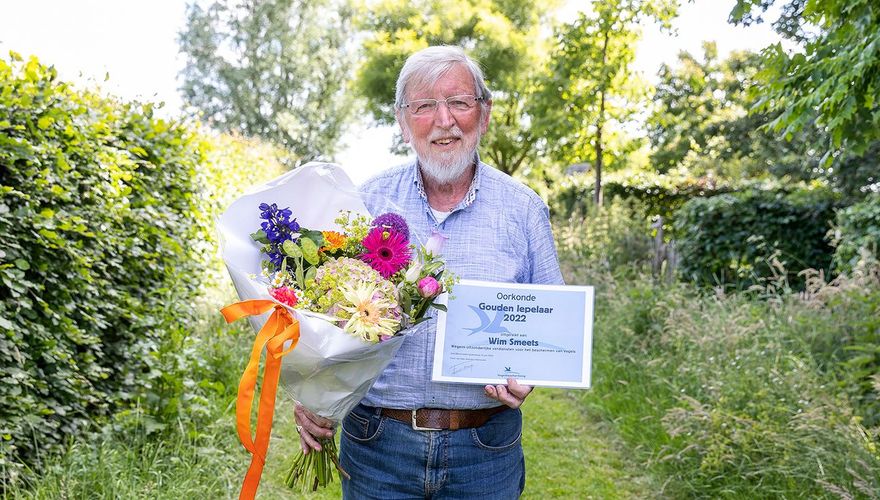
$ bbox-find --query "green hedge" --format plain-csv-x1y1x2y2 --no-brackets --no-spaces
832,193,880,274
550,171,733,223
0,53,287,471
673,188,840,289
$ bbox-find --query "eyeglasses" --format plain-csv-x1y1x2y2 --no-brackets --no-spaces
400,94,484,116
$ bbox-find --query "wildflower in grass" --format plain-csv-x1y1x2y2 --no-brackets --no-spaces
361,227,411,278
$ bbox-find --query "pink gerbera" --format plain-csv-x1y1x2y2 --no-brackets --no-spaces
360,227,411,278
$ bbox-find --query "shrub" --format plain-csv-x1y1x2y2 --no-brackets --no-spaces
0,53,287,474
674,188,840,290
553,198,654,277
550,170,732,224
831,193,880,274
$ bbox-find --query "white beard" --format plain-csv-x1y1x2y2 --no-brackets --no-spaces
415,126,480,186
418,148,476,185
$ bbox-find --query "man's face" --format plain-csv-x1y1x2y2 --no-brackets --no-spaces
397,64,491,185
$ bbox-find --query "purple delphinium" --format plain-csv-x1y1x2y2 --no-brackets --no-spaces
258,203,300,266
372,212,409,242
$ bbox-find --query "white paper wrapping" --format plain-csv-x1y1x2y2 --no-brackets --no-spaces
218,162,406,422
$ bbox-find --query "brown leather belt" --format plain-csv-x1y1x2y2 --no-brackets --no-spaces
380,406,507,431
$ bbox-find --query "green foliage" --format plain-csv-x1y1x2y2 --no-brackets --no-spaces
530,0,677,204
832,194,880,274
648,42,825,180
178,0,355,161
551,169,732,226
561,241,880,498
0,53,208,470
0,53,286,477
3,312,252,496
730,0,880,161
674,188,840,289
802,275,880,431
553,198,654,277
354,0,558,175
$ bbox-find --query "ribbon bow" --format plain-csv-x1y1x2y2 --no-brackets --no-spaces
221,299,301,500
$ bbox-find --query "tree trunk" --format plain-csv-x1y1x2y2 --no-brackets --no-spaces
594,90,604,207
594,27,610,207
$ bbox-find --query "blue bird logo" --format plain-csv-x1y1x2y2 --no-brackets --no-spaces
464,306,511,335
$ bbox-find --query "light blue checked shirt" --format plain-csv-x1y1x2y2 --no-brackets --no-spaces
358,158,564,410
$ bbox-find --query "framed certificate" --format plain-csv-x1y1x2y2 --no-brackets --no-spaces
432,279,594,389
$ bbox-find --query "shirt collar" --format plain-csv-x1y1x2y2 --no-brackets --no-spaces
411,153,483,211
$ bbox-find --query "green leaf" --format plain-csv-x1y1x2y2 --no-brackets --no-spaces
14,259,29,271
0,316,13,329
300,238,319,265
282,239,302,258
250,230,269,244
430,303,447,312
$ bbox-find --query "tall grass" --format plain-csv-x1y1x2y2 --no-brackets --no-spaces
3,307,249,498
557,201,880,498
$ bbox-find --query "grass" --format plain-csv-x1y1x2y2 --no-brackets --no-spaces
6,298,656,499
521,389,659,499
10,208,880,498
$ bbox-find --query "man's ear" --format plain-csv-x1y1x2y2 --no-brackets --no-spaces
479,99,493,135
396,110,412,143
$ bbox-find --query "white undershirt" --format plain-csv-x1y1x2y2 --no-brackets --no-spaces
431,207,452,224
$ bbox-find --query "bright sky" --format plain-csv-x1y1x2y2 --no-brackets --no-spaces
0,0,784,183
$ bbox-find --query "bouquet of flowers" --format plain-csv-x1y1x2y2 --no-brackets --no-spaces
218,163,453,498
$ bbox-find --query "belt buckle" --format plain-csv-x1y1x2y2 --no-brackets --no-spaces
411,410,441,431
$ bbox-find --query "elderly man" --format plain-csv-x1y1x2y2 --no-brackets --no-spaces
295,45,563,499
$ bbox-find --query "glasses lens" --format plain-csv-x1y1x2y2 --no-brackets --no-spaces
447,95,476,111
410,100,437,115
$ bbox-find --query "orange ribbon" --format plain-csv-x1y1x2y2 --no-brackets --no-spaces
221,299,300,500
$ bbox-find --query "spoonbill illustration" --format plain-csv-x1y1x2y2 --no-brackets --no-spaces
464,306,511,335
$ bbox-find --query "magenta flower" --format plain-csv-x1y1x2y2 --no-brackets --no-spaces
360,227,412,278
417,276,441,298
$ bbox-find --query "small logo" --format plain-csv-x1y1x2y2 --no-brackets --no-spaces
504,366,512,372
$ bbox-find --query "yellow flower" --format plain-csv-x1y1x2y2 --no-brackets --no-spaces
339,283,399,342
321,231,347,252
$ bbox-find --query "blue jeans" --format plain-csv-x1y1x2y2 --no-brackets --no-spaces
339,403,525,499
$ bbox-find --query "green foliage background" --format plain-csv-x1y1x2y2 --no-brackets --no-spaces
674,188,840,289
0,53,285,475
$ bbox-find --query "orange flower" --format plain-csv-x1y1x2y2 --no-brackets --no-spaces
321,230,346,252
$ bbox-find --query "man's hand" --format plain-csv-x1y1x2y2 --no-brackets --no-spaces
484,378,533,409
294,402,335,453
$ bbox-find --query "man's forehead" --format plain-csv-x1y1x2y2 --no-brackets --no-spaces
406,64,475,98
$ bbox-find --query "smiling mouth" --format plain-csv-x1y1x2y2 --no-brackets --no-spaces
432,138,460,146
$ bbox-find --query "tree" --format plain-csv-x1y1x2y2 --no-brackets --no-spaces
730,0,880,159
178,0,355,162
647,42,821,179
530,0,677,206
354,0,560,176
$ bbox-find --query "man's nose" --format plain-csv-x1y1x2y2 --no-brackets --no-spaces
433,102,456,128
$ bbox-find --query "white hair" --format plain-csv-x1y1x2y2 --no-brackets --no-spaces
394,46,492,110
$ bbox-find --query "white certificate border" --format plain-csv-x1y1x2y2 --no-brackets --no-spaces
432,279,594,389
